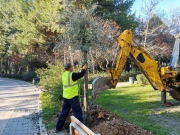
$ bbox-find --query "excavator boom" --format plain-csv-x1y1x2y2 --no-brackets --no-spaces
130,46,165,91
92,30,133,99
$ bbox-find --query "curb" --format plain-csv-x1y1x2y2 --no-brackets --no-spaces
37,86,48,135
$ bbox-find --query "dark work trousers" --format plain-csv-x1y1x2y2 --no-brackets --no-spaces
56,96,84,130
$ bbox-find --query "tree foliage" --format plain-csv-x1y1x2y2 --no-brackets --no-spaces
91,0,138,30
56,5,120,69
0,0,63,73
69,0,137,30
0,0,63,55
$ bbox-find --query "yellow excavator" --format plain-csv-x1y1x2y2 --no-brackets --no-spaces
92,30,180,106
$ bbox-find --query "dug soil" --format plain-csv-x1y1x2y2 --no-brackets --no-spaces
47,105,153,135
87,105,153,135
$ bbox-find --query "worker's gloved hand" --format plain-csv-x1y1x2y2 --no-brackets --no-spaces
82,64,88,70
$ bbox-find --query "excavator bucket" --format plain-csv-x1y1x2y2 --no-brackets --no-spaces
92,77,113,100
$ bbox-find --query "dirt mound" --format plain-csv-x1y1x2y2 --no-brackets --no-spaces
47,105,153,135
87,106,153,135
91,119,152,135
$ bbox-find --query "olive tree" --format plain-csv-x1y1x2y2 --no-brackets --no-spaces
55,5,120,123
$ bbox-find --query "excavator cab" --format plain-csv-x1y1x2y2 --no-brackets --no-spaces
169,34,180,69
92,30,180,105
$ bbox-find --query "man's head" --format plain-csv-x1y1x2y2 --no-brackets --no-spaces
64,63,73,72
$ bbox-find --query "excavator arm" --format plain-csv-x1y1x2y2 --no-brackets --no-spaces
92,30,133,99
108,30,133,87
92,30,180,105
130,46,165,91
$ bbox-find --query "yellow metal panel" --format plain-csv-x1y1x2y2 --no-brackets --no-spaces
130,47,165,91
108,30,132,87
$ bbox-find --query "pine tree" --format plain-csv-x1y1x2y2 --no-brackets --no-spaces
91,0,138,30
0,0,64,72
69,0,137,30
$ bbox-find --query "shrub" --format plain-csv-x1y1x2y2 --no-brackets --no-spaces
136,74,149,85
22,71,37,81
119,71,141,82
36,62,64,102
12,74,23,79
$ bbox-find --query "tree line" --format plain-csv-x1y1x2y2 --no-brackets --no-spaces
0,0,179,76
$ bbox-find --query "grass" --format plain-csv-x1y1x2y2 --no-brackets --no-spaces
95,84,177,135
40,92,61,129
39,69,179,133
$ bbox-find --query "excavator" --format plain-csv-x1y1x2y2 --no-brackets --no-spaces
92,30,180,106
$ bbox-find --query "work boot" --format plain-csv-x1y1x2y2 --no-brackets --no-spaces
54,128,61,133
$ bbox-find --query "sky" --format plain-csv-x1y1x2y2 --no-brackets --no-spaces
131,0,180,16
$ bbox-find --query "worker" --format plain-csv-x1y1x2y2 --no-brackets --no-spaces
55,63,87,133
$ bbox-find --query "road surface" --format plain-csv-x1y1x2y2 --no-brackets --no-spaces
0,77,40,135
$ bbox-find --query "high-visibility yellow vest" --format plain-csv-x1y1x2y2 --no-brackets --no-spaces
62,71,78,99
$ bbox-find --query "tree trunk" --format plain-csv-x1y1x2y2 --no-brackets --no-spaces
70,51,74,69
64,49,66,65
83,51,88,124
5,57,8,74
14,64,18,74
0,58,3,72
18,66,22,74
144,23,149,48
90,48,95,74
54,51,57,64
68,46,74,68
